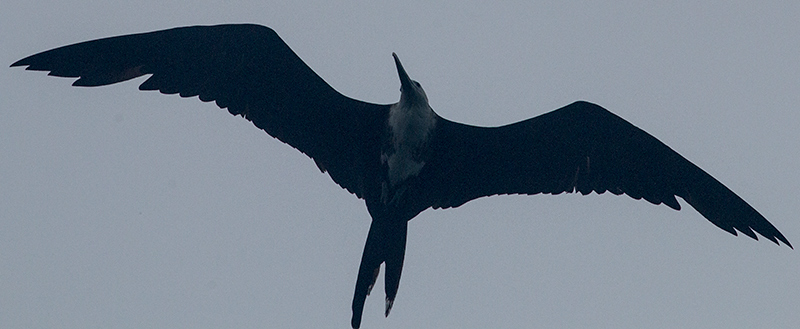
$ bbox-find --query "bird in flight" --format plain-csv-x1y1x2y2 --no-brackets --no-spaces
12,24,791,328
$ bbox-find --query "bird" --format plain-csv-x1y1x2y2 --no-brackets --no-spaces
11,23,791,328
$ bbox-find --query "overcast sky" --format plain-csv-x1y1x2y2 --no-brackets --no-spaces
2,1,799,328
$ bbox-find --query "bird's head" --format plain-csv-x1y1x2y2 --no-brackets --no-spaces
393,53,429,106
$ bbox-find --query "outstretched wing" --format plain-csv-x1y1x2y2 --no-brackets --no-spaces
420,101,790,247
11,24,389,198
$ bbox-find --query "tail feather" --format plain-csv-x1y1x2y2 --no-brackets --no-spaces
350,220,408,328
383,221,407,317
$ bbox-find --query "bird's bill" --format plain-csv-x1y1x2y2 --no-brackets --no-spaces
392,52,413,92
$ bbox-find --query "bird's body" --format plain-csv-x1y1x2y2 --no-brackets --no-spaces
11,24,791,328
385,86,435,187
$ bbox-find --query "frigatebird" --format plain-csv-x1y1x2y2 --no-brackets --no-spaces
11,24,791,328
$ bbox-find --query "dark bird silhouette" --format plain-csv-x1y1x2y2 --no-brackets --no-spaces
11,24,791,328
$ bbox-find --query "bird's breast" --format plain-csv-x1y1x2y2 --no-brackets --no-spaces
383,102,437,186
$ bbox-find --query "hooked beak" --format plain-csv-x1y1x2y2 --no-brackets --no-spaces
393,53,413,92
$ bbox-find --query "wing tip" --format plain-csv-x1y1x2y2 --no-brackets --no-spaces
10,59,26,68
727,223,793,249
773,233,793,249
758,231,792,249
10,57,41,70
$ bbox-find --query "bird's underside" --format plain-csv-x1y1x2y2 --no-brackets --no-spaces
11,23,791,329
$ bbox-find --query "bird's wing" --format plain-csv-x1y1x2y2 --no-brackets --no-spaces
11,24,388,198
419,101,790,247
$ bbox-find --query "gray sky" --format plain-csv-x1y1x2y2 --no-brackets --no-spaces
2,1,799,328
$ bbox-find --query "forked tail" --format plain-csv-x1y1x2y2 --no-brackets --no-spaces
351,219,408,328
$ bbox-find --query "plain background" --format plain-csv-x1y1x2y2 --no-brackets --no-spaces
2,1,798,328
